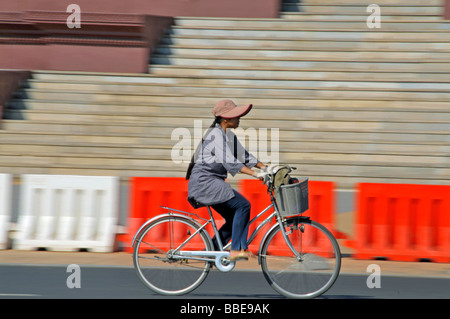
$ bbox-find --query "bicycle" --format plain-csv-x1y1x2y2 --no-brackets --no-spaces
131,165,341,299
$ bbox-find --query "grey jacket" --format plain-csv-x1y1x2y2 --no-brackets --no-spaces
187,124,258,208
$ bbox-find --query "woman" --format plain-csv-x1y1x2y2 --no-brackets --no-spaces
186,99,267,261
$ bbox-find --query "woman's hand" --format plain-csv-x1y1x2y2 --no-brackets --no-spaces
255,162,266,170
240,163,269,183
253,171,269,184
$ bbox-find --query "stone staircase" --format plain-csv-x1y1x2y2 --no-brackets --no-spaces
1,0,449,189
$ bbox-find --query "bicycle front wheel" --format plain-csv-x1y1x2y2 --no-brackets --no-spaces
133,215,213,296
260,217,341,299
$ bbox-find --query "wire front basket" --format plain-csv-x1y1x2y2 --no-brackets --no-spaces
275,178,309,217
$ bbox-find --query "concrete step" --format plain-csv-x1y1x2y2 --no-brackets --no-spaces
280,10,443,19
25,77,450,93
9,87,450,105
8,99,450,123
2,120,449,145
3,109,184,124
174,18,450,30
0,121,175,137
280,2,443,20
24,74,450,92
0,147,447,170
154,45,450,62
280,14,441,21
0,154,179,171
147,64,450,81
18,71,450,102
0,130,148,145
1,135,447,158
147,66,450,89
167,28,450,42
0,142,170,158
27,72,450,93
4,108,449,135
150,55,450,72
8,99,450,120
287,0,441,4
159,36,450,51
281,3,442,14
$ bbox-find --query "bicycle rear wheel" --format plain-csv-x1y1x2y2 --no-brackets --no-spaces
133,215,213,296
260,217,341,299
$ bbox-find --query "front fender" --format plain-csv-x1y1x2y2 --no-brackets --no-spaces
131,213,205,248
258,222,281,265
258,216,311,264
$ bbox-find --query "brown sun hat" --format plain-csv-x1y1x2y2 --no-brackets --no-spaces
212,99,253,119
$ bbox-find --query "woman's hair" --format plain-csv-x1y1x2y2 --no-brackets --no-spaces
185,116,223,180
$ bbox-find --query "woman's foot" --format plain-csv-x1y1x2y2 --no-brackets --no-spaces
229,250,254,261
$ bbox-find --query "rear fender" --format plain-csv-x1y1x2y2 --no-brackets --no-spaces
131,213,205,248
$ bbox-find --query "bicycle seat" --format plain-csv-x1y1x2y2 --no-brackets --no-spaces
187,196,206,209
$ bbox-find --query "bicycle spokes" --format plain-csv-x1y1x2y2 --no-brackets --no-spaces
260,218,341,299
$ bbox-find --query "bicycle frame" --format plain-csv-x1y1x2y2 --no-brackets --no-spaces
133,201,299,269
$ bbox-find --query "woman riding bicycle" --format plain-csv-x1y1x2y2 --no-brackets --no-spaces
186,99,267,261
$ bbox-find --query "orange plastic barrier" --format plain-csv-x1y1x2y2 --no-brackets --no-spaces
239,179,341,256
120,177,223,252
345,183,450,262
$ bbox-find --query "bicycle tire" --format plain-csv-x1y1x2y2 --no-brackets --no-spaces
133,215,213,296
260,217,341,299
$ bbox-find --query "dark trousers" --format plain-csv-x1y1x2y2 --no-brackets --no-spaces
211,189,251,251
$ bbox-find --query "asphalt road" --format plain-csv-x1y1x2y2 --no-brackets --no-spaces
0,264,448,300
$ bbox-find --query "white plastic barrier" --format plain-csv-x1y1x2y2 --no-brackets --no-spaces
0,174,12,249
14,175,120,252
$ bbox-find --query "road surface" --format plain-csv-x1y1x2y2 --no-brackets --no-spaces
0,264,448,299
